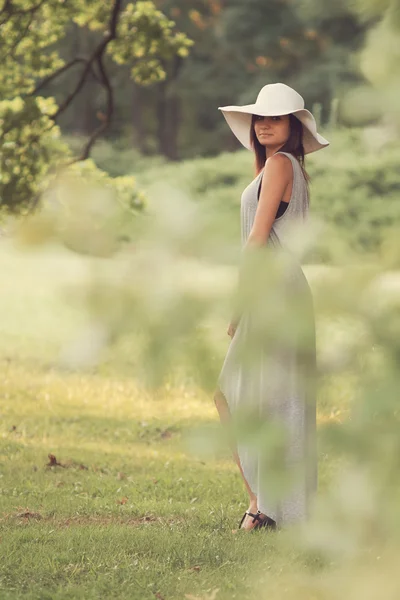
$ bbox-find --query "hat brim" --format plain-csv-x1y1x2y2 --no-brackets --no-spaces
218,104,329,155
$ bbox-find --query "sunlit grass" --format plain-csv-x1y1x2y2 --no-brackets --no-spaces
1,237,400,599
0,353,340,600
0,239,344,599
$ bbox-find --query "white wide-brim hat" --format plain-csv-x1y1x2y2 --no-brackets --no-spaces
218,82,329,155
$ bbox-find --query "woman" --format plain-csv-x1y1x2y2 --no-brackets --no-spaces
214,83,329,531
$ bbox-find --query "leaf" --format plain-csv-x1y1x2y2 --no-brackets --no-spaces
46,454,65,468
15,510,43,520
116,497,129,505
160,428,173,439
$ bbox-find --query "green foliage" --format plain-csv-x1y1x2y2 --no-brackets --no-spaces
18,158,146,256
125,128,400,262
0,96,69,213
0,0,192,213
53,128,400,264
340,0,400,127
1,0,68,98
109,1,193,85
64,134,167,177
65,158,147,215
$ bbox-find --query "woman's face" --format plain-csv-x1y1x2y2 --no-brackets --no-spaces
253,114,290,147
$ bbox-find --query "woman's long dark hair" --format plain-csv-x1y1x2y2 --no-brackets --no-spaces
251,113,310,184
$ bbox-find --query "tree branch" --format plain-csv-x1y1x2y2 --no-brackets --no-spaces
52,0,122,121
0,0,12,16
29,57,101,96
51,0,122,162
5,0,122,166
75,51,114,161
74,0,123,162
0,0,46,26
2,0,46,15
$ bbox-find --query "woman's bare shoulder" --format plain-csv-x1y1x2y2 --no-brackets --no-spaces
264,152,293,180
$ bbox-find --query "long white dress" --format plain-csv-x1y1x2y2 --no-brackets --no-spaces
217,151,317,526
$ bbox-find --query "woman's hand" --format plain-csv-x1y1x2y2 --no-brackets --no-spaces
227,320,238,338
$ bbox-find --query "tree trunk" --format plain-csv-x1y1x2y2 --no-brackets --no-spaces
76,26,95,135
156,56,183,161
157,79,169,158
131,81,149,154
165,94,181,161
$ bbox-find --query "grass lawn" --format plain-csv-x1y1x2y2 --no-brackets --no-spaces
0,240,348,600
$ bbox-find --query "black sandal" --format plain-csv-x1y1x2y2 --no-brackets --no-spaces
238,509,277,531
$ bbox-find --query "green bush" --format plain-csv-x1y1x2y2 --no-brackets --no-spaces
15,158,147,257
64,135,166,178
132,128,400,263
61,127,400,264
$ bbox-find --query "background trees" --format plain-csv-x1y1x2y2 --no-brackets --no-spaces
0,0,192,212
1,0,397,215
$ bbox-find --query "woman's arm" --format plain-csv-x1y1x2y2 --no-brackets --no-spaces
228,154,292,337
247,152,292,247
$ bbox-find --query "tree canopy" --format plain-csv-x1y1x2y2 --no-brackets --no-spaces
2,0,397,215
0,0,192,213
